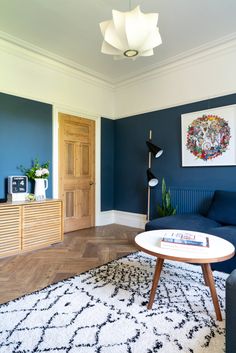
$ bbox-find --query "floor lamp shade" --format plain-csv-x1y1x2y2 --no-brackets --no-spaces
146,141,163,158
147,169,158,187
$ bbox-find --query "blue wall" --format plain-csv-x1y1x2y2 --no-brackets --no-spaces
101,118,114,210
0,93,53,200
101,93,236,217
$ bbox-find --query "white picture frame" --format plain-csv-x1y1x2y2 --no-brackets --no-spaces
181,105,236,167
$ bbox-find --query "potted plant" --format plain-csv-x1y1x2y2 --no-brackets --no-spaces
157,178,177,217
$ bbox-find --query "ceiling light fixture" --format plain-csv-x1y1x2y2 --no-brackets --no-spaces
99,5,162,60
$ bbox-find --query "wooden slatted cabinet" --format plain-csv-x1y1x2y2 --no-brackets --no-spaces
0,199,63,258
22,200,63,251
0,204,21,257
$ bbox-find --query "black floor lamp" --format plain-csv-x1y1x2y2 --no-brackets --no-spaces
146,130,163,221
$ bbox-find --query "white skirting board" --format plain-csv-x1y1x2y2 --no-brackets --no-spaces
97,210,146,229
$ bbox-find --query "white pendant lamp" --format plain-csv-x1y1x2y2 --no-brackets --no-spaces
100,6,162,59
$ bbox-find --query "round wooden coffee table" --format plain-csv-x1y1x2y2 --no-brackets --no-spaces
135,229,235,321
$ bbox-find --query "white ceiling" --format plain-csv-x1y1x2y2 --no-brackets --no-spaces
0,0,236,84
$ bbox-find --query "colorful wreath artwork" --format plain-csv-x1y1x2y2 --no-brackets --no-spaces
186,115,231,161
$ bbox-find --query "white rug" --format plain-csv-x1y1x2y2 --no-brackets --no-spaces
0,252,228,353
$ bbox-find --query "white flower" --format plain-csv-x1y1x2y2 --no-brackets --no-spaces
41,168,49,176
35,169,43,177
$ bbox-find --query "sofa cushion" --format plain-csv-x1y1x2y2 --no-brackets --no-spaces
145,214,221,232
207,226,236,245
207,190,236,225
207,226,236,273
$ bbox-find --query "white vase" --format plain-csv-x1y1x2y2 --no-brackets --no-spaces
34,178,48,201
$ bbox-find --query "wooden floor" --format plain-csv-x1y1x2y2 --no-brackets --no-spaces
0,224,141,304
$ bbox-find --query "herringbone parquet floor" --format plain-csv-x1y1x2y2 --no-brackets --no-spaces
0,224,141,304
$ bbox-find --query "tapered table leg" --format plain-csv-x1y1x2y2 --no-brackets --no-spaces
147,258,164,309
202,263,222,321
201,264,210,286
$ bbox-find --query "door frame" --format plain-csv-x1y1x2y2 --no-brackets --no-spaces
52,106,101,226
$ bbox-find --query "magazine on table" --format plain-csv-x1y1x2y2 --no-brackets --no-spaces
161,231,209,251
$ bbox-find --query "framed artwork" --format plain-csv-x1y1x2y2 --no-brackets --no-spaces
181,105,236,167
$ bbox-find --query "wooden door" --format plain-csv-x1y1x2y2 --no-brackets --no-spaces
58,113,95,233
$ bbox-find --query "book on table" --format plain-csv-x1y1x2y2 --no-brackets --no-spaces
160,231,209,251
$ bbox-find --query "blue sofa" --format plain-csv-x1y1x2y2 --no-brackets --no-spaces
226,269,236,353
145,190,236,273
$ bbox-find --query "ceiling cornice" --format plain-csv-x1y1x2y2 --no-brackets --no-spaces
1,30,236,89
0,30,113,87
114,32,236,87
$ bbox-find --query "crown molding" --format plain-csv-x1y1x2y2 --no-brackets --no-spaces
114,32,236,88
1,30,236,94
0,31,114,89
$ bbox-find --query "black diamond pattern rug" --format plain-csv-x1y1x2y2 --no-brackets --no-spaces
0,252,227,353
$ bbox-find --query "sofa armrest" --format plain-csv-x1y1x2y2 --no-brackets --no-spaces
226,269,236,353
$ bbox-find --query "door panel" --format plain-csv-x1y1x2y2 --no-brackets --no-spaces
81,144,90,176
65,142,75,176
65,191,75,218
59,113,95,232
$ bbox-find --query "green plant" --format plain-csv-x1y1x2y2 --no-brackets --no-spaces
20,158,50,180
157,178,177,217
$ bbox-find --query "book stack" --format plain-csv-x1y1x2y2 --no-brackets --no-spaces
160,232,209,252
